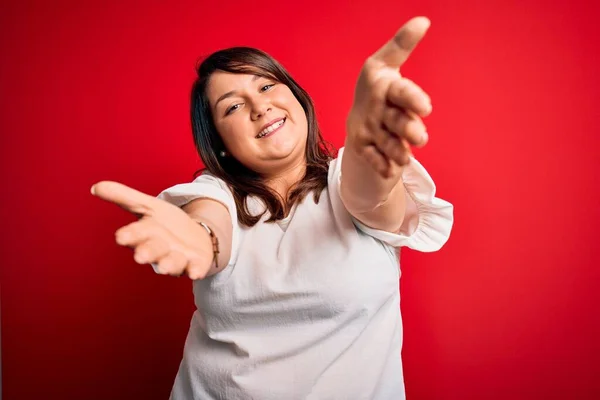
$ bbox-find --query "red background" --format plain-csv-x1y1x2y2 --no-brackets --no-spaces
2,0,599,399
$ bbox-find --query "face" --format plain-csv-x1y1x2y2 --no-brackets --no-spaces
206,71,308,176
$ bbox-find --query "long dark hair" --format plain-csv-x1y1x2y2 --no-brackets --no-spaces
190,47,335,227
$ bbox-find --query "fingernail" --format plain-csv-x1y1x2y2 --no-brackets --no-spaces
422,131,429,143
90,185,96,195
418,16,432,30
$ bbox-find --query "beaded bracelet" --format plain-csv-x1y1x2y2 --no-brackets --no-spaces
198,221,220,269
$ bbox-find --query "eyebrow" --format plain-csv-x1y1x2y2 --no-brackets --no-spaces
214,75,262,110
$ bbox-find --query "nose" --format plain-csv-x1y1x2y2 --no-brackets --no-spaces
250,98,271,121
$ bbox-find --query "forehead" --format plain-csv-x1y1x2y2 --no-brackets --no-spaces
208,71,255,90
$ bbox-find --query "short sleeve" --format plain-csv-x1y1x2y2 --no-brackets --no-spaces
154,172,241,270
331,147,454,252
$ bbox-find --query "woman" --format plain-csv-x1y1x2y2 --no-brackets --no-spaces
92,16,453,400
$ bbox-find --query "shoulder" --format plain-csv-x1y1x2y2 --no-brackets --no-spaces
156,170,235,209
327,147,345,185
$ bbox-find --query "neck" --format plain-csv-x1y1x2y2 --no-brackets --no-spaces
263,159,307,201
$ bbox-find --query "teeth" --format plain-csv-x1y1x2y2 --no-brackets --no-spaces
257,119,284,138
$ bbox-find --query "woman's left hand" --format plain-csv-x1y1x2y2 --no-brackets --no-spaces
346,16,433,178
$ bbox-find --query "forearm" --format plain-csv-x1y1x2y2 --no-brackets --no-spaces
182,198,233,276
340,139,405,212
340,138,409,233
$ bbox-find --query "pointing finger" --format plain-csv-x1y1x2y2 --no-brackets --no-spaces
371,16,431,68
91,180,156,217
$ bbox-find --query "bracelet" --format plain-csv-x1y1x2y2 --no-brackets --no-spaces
198,221,220,269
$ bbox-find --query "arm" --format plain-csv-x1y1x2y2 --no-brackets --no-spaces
91,181,234,280
339,17,433,233
340,148,454,252
181,198,233,278
340,144,407,233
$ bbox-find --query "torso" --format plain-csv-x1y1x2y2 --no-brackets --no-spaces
170,181,405,400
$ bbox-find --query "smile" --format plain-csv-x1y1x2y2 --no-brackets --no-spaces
256,118,286,139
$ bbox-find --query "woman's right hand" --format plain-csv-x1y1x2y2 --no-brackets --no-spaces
91,181,216,279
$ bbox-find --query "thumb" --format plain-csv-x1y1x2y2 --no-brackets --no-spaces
371,16,431,68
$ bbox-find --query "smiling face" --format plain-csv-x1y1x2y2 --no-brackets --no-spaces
206,71,309,177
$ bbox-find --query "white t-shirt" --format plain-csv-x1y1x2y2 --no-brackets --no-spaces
157,148,453,400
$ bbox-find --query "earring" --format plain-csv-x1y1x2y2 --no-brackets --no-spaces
219,150,227,157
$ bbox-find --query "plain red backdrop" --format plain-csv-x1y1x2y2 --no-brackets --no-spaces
1,0,599,399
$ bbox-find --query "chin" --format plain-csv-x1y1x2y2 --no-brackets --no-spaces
254,140,307,173
263,131,305,158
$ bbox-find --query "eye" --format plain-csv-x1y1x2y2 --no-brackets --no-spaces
260,83,275,92
225,103,241,115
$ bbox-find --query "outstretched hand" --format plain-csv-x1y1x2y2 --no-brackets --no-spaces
346,16,433,178
91,181,215,279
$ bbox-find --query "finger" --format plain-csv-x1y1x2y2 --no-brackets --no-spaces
91,181,156,217
371,16,431,68
398,138,412,166
153,250,188,277
381,107,428,147
363,144,393,178
372,126,413,166
133,237,171,265
387,78,432,117
186,252,212,280
115,217,160,247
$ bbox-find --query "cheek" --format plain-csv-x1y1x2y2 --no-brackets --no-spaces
220,116,249,139
293,104,308,134
278,93,307,128
217,119,254,154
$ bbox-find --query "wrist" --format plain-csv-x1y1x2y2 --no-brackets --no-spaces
197,221,220,270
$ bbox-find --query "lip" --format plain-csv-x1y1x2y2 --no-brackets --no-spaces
256,117,286,139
